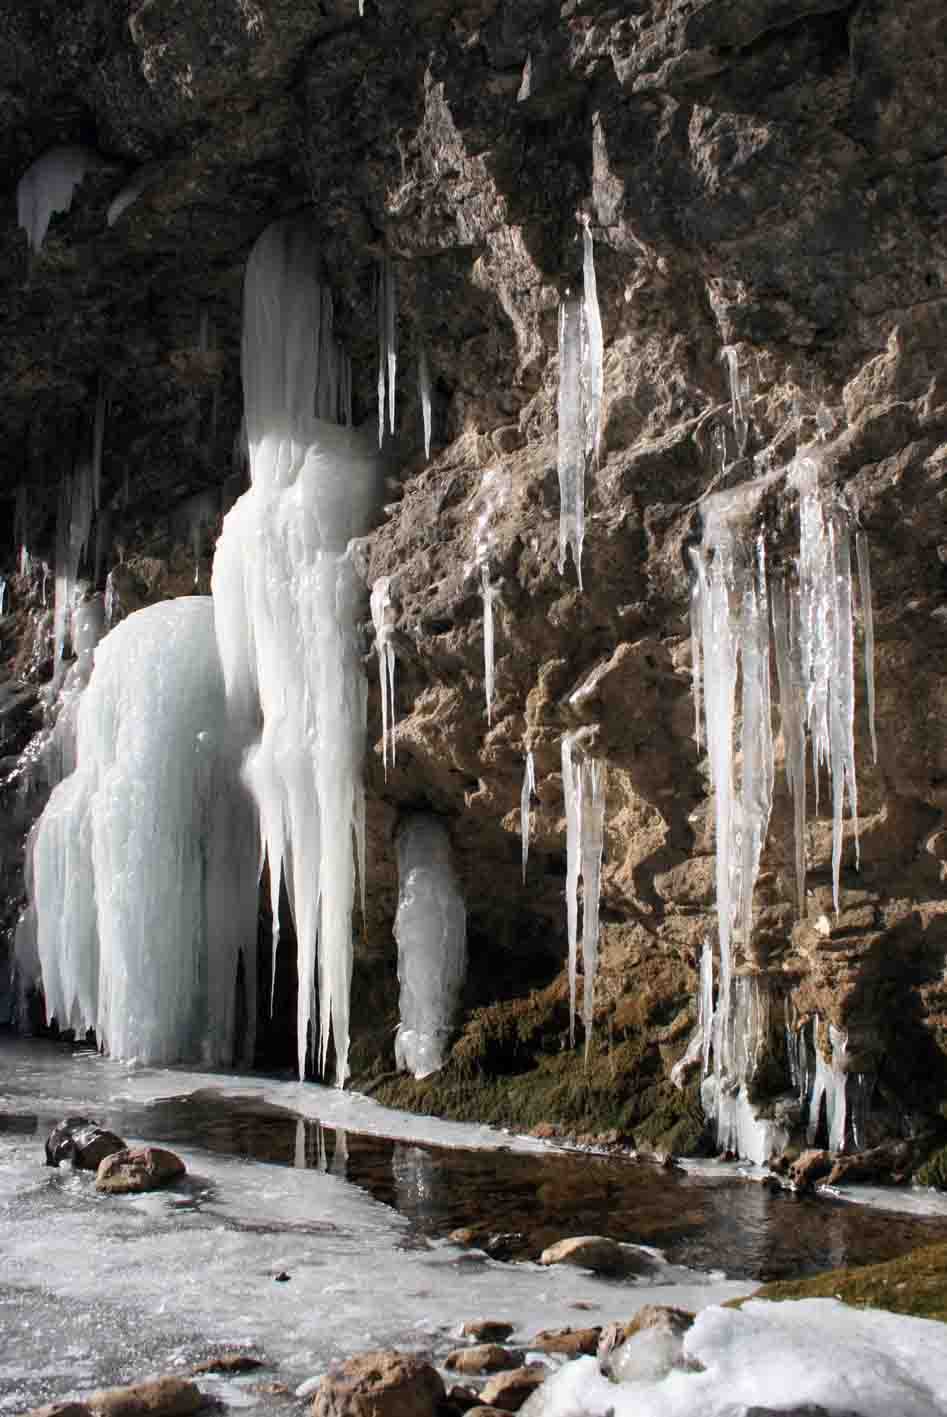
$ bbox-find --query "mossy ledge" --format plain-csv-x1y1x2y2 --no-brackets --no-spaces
357,974,709,1154
739,1241,947,1324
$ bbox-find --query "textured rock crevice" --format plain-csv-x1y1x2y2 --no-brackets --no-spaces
2,0,946,1162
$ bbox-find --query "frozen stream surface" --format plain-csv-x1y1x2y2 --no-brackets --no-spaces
2,1042,947,1415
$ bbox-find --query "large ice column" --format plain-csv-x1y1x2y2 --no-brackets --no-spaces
27,598,258,1065
561,735,607,1053
393,815,467,1079
17,145,98,253
213,216,381,1086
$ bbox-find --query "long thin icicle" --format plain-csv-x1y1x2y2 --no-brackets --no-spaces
376,256,397,445
855,529,877,764
721,345,749,458
418,347,432,460
520,750,535,883
557,296,585,587
581,221,603,466
481,563,495,725
370,575,397,777
579,757,606,1058
562,735,581,1047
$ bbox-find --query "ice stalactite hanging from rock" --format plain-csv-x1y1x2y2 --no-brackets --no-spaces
418,347,433,460
393,815,467,1079
806,1019,849,1152
720,346,750,459
689,442,876,1157
17,145,99,253
52,460,95,690
23,598,258,1066
469,465,510,726
376,255,397,447
561,734,606,1054
370,575,397,778
556,222,604,588
700,968,789,1166
213,216,381,1086
481,564,495,725
520,750,535,883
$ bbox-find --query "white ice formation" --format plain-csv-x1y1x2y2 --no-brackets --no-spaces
376,255,397,446
481,563,495,725
370,575,397,777
212,216,381,1086
561,734,606,1055
418,347,433,460
24,597,258,1065
51,459,96,690
520,749,536,883
393,815,467,1079
17,145,98,253
14,485,30,577
720,345,750,459
557,223,604,588
690,443,876,1158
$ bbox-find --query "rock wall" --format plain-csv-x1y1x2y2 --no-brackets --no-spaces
2,0,946,1159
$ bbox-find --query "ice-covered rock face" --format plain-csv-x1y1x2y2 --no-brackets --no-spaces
25,596,258,1066
213,216,382,1086
393,815,467,1080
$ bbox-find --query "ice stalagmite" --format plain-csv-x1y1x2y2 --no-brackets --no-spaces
393,815,467,1079
561,734,606,1052
418,348,433,460
370,575,397,777
17,146,98,253
27,598,258,1065
213,217,381,1086
520,750,535,883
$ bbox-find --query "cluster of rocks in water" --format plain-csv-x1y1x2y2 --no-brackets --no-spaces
44,1116,187,1194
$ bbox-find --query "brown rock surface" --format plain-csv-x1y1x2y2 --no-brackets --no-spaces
461,1320,515,1343
478,1367,548,1412
311,1350,444,1417
85,1378,202,1417
538,1236,648,1276
95,1147,186,1194
530,1328,601,1358
445,1346,524,1376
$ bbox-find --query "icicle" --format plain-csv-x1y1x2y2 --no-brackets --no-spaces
855,529,877,764
720,345,749,458
520,750,535,883
0,577,6,615
370,576,397,777
807,1019,849,1152
104,571,118,628
14,485,30,577
106,161,162,228
771,578,807,917
579,757,606,1057
376,256,397,446
393,815,467,1079
688,548,703,749
557,295,585,588
562,735,581,1047
418,347,433,460
213,217,382,1086
17,146,97,253
699,938,714,1079
481,563,495,725
738,534,774,951
581,221,603,466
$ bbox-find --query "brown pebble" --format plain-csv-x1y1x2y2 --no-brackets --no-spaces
478,1366,547,1411
531,1327,601,1357
191,1352,265,1375
445,1346,524,1376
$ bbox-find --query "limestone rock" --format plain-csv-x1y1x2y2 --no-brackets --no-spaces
45,1118,127,1171
478,1366,548,1411
789,1150,834,1191
538,1236,649,1276
461,1320,515,1342
530,1327,601,1358
95,1146,186,1194
85,1378,202,1417
445,1345,524,1375
311,1350,444,1417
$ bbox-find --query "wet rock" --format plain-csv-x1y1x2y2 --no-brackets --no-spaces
45,1117,127,1171
461,1320,515,1342
789,1150,834,1191
85,1377,202,1417
445,1346,524,1375
311,1350,445,1417
538,1235,649,1276
27,1405,92,1417
530,1327,601,1358
95,1146,186,1194
477,1366,547,1411
445,1386,480,1412
449,1228,482,1247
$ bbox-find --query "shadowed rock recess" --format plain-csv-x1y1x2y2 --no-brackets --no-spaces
1,0,946,1167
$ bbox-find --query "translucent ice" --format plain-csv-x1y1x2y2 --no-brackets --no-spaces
376,255,397,446
520,749,535,883
807,1019,849,1152
561,735,606,1053
482,563,495,725
557,295,585,588
581,221,603,466
213,216,381,1086
418,347,433,460
721,344,749,459
17,145,97,252
393,815,467,1079
27,597,258,1064
370,575,397,777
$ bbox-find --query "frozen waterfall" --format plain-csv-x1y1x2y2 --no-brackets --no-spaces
212,216,381,1086
393,815,467,1079
24,598,258,1065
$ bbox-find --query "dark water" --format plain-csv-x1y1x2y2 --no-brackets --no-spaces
43,1085,947,1286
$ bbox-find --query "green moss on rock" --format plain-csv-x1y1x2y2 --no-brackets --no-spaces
743,1241,947,1323
915,1145,947,1190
